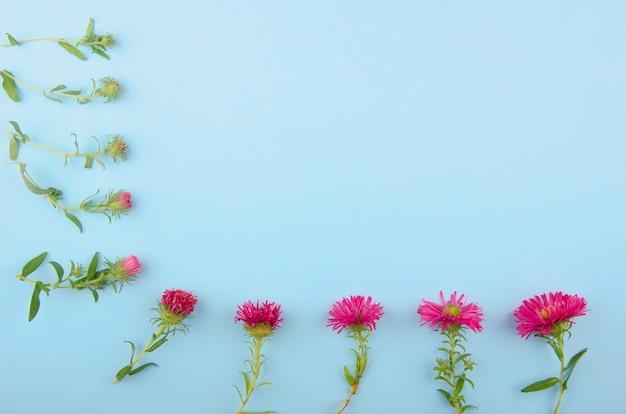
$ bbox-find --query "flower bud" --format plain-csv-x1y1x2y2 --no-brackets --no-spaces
108,190,132,212
105,135,127,162
98,77,122,103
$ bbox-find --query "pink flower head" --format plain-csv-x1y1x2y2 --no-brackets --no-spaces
418,291,484,333
161,289,197,317
121,255,141,276
117,191,132,210
327,295,384,334
514,291,588,339
235,300,283,332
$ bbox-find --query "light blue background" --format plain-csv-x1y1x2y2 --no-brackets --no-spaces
1,1,624,413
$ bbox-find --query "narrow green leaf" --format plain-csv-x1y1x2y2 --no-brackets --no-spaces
115,365,132,382
455,376,466,396
91,47,110,60
521,377,559,392
63,89,82,95
43,93,63,104
9,136,19,160
8,120,23,135
147,337,168,353
241,371,251,393
58,41,86,60
94,157,106,170
437,389,454,407
28,281,43,321
64,211,83,232
48,261,64,283
84,156,94,169
565,348,588,372
86,252,99,280
21,252,47,277
343,366,356,386
547,340,564,361
50,84,66,92
129,362,158,376
1,70,19,102
90,288,99,302
124,341,136,364
85,18,94,36
563,348,588,390
6,33,20,45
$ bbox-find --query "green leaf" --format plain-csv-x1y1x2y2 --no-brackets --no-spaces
21,252,47,277
48,261,64,283
5,33,20,45
43,93,63,104
124,341,136,363
9,136,18,160
129,362,158,376
90,288,99,302
64,211,83,232
548,339,564,361
343,366,356,386
50,84,66,92
84,156,94,169
85,18,94,37
91,47,110,60
437,389,454,406
8,120,24,136
521,377,559,392
28,281,43,321
86,252,99,280
455,376,466,396
147,337,168,353
58,41,86,60
63,89,82,95
563,348,588,390
241,371,251,393
115,365,132,382
565,348,588,372
1,70,19,102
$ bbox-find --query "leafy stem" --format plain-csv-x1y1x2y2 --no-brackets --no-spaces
338,328,370,414
6,121,127,168
2,18,114,60
234,336,275,414
15,252,138,321
434,327,476,414
521,329,588,414
113,324,166,384
0,69,121,104
10,162,132,232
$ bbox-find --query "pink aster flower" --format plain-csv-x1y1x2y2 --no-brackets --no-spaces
514,291,588,339
114,289,198,384
514,292,589,414
418,292,483,413
234,300,283,414
121,255,141,276
328,295,383,414
327,295,384,334
115,191,132,210
161,289,198,318
417,291,484,333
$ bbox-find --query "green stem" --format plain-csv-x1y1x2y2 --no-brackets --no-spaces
338,330,368,414
235,337,265,414
5,131,106,163
112,324,167,384
448,330,462,414
0,37,104,47
0,69,100,101
553,334,565,414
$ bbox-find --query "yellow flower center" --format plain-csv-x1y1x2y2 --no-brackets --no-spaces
443,305,461,317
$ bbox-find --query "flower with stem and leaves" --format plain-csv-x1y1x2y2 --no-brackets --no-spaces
6,121,127,168
11,162,132,232
1,18,114,60
15,251,141,321
113,289,198,384
0,69,121,104
514,292,588,414
417,291,484,414
233,300,283,414
327,295,384,414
